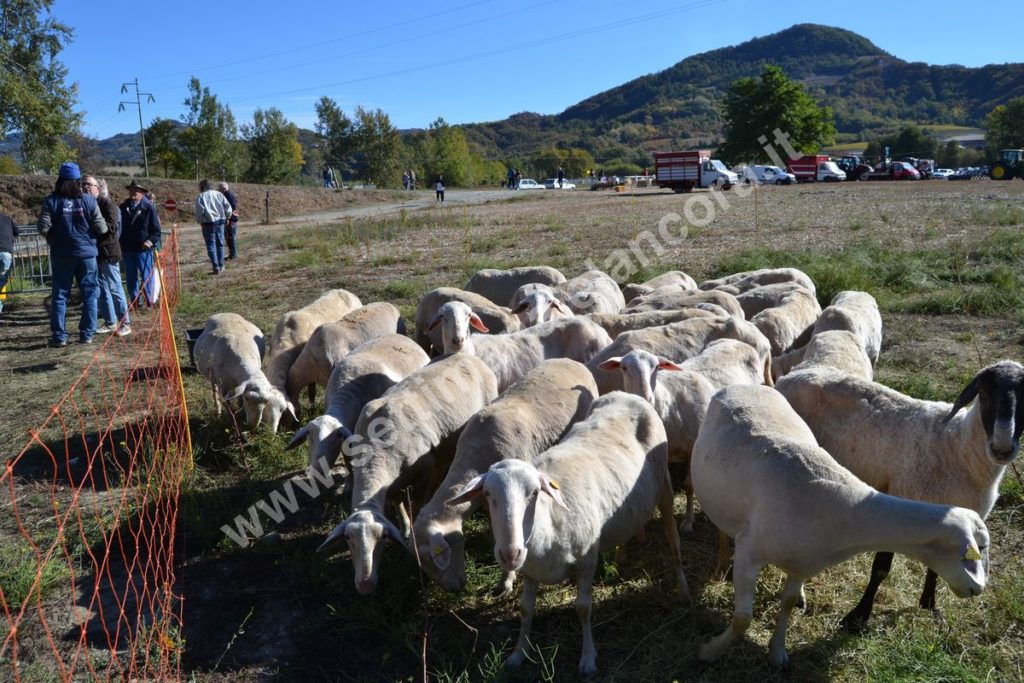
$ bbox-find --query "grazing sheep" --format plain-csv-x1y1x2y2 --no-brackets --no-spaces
775,361,1022,629
431,303,613,392
699,267,816,298
587,315,773,394
286,302,405,408
586,306,721,338
266,288,362,406
621,270,698,302
771,330,873,382
622,287,744,318
194,313,297,432
555,269,625,314
412,359,597,593
598,339,768,532
415,287,521,356
448,392,690,676
734,282,811,319
463,266,566,306
318,354,499,594
508,283,574,326
750,286,821,356
692,384,988,667
285,335,429,474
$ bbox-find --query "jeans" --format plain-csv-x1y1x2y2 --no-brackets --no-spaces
97,260,130,327
123,249,157,306
202,221,225,271
50,256,99,343
226,219,238,258
0,251,12,313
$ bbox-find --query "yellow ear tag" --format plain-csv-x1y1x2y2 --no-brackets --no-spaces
548,479,560,490
964,547,982,561
433,545,445,557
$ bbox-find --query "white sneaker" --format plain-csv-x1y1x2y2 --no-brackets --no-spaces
117,325,132,337
96,324,115,334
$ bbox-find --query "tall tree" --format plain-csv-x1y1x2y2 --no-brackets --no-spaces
177,77,237,179
718,65,836,165
425,118,473,186
0,0,81,171
864,126,936,162
314,96,354,172
985,97,1024,156
242,107,303,184
352,106,402,187
144,118,182,178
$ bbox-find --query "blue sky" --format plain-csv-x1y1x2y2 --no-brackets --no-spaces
53,0,1020,139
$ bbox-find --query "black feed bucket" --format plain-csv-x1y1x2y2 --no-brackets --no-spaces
184,328,204,367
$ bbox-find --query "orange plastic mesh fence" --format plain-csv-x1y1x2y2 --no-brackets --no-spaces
1,228,191,681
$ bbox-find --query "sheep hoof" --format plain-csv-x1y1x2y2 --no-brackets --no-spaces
679,519,695,534
770,648,789,669
505,651,525,669
697,642,717,663
928,608,947,627
578,656,598,677
839,611,869,633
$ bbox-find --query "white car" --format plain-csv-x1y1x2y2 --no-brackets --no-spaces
931,168,955,179
517,178,544,190
544,178,576,190
742,165,797,185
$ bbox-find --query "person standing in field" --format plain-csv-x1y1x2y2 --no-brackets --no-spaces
409,168,416,190
557,166,565,188
0,211,18,315
37,162,108,347
218,182,240,260
84,176,131,337
195,179,233,274
435,175,445,202
119,180,162,307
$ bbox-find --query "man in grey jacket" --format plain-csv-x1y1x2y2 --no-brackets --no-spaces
195,179,233,274
0,211,19,315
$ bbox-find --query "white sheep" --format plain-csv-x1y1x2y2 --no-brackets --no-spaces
587,315,773,394
622,287,744,318
692,384,988,667
621,270,698,302
414,287,521,356
266,288,362,406
412,358,597,594
286,302,405,409
448,392,690,676
698,267,816,298
507,283,574,326
430,302,613,392
463,266,566,306
194,313,297,432
597,339,768,532
771,329,873,382
734,281,811,319
285,334,429,474
775,360,1022,629
749,286,822,356
555,269,625,314
317,353,499,594
585,306,722,338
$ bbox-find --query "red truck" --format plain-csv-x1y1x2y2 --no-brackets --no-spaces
786,154,847,182
655,150,739,192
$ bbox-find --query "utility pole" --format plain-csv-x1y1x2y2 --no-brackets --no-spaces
119,78,154,178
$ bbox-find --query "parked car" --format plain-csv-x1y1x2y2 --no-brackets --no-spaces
741,165,797,185
517,178,544,190
890,161,921,180
544,178,576,190
931,168,954,180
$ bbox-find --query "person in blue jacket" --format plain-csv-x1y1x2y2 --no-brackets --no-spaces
119,180,162,307
36,162,109,347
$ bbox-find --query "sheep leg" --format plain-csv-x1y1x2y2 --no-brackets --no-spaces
768,575,805,668
575,552,600,677
699,540,761,662
658,475,691,603
210,378,223,416
713,532,732,579
306,383,316,410
918,569,939,610
679,472,696,534
506,577,538,668
840,551,894,632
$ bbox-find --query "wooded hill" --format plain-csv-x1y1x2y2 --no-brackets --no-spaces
460,24,1024,162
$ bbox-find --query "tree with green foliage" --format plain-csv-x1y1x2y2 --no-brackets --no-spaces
985,97,1024,155
352,106,402,187
717,65,836,165
177,77,237,179
0,0,81,172
529,147,596,179
144,118,181,178
314,96,354,174
0,155,20,175
936,140,962,169
425,118,473,186
864,125,936,163
242,108,303,184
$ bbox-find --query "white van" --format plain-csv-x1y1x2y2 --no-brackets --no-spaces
742,165,797,185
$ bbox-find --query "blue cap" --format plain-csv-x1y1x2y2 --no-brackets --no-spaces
58,162,81,180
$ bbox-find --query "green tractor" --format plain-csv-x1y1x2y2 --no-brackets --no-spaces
989,149,1024,180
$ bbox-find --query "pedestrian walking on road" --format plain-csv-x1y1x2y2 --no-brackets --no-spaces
119,180,162,308
435,175,445,202
195,179,233,274
84,176,131,337
37,162,109,347
0,211,18,315
218,182,240,259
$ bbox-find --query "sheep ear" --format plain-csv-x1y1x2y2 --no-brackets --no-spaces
425,312,443,332
538,473,569,510
447,473,487,506
550,298,569,313
510,300,530,314
285,425,309,451
223,383,247,402
945,374,980,422
598,357,623,371
468,312,490,333
657,358,684,371
317,520,348,554
429,532,452,570
286,401,299,423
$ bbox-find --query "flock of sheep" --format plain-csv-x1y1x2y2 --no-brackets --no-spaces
191,264,1022,676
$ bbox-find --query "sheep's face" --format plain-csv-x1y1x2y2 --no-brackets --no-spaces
923,510,988,599
320,510,403,596
305,416,351,473
259,390,297,433
447,460,567,574
598,349,683,404
427,301,488,354
948,361,1024,464
511,288,569,326
413,523,467,592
